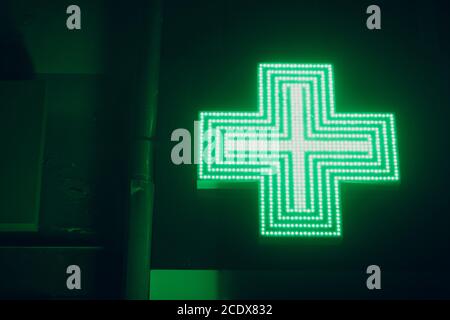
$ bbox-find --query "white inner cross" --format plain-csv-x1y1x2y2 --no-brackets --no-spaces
224,84,371,211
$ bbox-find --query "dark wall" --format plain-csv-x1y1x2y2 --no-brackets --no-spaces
0,0,160,299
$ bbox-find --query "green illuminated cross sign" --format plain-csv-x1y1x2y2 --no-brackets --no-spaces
198,64,399,237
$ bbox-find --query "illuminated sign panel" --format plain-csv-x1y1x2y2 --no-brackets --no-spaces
198,64,399,237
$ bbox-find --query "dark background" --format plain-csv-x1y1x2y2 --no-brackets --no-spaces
0,0,449,299
152,0,450,298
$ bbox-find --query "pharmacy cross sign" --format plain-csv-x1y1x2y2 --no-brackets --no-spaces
198,63,399,237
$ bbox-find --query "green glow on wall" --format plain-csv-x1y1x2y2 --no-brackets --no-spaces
198,63,399,237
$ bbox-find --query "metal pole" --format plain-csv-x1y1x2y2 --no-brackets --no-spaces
125,0,162,299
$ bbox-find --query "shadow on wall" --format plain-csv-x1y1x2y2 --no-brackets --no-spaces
0,1,34,80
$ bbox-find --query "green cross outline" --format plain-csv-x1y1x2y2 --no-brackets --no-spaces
197,63,399,237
